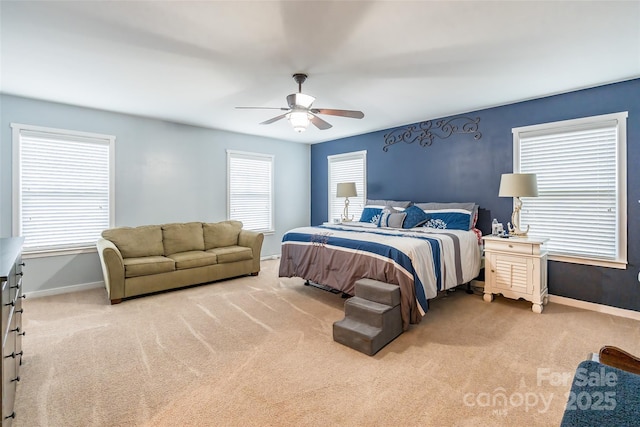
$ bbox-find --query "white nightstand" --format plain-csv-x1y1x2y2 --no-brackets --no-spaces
482,235,549,313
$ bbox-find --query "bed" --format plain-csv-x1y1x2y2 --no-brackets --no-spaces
279,220,482,330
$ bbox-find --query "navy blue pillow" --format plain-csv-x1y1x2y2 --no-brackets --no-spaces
359,207,383,224
402,205,430,228
422,210,472,230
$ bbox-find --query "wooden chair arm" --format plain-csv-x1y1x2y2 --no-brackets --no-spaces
599,345,640,376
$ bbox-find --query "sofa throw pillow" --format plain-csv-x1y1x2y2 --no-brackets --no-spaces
102,225,164,258
162,222,205,255
402,205,430,228
204,220,243,249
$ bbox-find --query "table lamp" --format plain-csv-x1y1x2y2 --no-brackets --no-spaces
336,182,357,222
498,173,538,236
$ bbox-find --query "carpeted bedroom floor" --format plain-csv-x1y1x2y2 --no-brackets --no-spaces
13,259,640,426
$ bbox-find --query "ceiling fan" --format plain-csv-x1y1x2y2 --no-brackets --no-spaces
236,73,364,133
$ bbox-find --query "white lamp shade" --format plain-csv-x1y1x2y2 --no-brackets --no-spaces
498,173,538,197
286,110,310,133
336,182,357,198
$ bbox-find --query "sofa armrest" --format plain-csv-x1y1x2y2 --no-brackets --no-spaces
599,346,640,375
97,237,125,303
238,229,264,274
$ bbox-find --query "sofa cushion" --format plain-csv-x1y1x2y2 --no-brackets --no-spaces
102,225,164,258
168,251,218,270
162,222,205,255
203,221,243,250
123,256,175,278
206,246,253,263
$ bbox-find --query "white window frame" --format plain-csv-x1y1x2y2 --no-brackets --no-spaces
328,150,367,223
513,112,627,269
12,123,115,257
227,150,274,234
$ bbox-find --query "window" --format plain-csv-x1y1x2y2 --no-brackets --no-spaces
227,150,274,233
513,112,627,268
12,123,115,255
328,151,366,222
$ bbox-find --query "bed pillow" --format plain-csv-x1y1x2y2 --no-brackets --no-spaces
366,199,411,209
359,205,384,224
402,205,430,228
377,209,407,228
422,209,472,231
414,202,478,229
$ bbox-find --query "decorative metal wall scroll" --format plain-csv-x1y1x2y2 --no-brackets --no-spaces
382,116,482,152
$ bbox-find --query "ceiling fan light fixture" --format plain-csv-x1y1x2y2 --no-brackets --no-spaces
236,73,363,132
287,110,310,133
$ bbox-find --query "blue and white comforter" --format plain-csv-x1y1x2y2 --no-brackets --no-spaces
279,222,482,329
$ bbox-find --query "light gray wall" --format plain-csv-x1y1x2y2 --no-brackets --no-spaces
0,94,310,294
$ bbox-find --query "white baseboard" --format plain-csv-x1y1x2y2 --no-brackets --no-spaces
549,294,640,322
25,281,104,299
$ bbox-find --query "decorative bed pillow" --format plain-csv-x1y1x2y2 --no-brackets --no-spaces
402,205,430,228
414,202,478,229
359,206,384,224
422,209,472,231
377,210,407,228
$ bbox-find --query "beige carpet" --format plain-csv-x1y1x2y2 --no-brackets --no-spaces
13,259,640,427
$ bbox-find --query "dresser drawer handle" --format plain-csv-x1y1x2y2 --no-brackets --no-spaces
3,351,22,359
15,308,24,314
11,376,20,383
20,262,25,267
10,326,21,334
4,301,15,307
4,412,16,420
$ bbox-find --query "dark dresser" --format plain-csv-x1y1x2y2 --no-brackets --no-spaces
1,237,24,426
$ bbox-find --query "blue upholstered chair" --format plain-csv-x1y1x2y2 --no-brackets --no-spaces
560,346,640,427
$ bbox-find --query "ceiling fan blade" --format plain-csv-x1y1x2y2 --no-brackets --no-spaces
259,114,288,125
310,108,364,119
286,93,315,109
309,114,333,130
236,106,289,111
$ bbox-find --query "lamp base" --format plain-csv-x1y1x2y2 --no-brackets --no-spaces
342,198,354,222
508,197,530,237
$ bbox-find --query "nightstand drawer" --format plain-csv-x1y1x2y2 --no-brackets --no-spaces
484,240,535,255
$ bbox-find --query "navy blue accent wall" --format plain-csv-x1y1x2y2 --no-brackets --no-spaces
311,78,640,312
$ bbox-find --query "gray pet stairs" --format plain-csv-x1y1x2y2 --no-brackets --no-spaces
333,278,403,356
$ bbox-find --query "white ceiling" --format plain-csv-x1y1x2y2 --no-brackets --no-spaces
1,1,639,144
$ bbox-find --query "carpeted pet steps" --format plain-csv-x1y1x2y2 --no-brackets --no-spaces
333,278,403,355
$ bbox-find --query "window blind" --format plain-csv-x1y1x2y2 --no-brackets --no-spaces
227,151,274,232
515,113,626,265
328,151,366,222
13,125,114,253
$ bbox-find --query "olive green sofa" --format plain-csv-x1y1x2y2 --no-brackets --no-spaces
97,221,263,304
